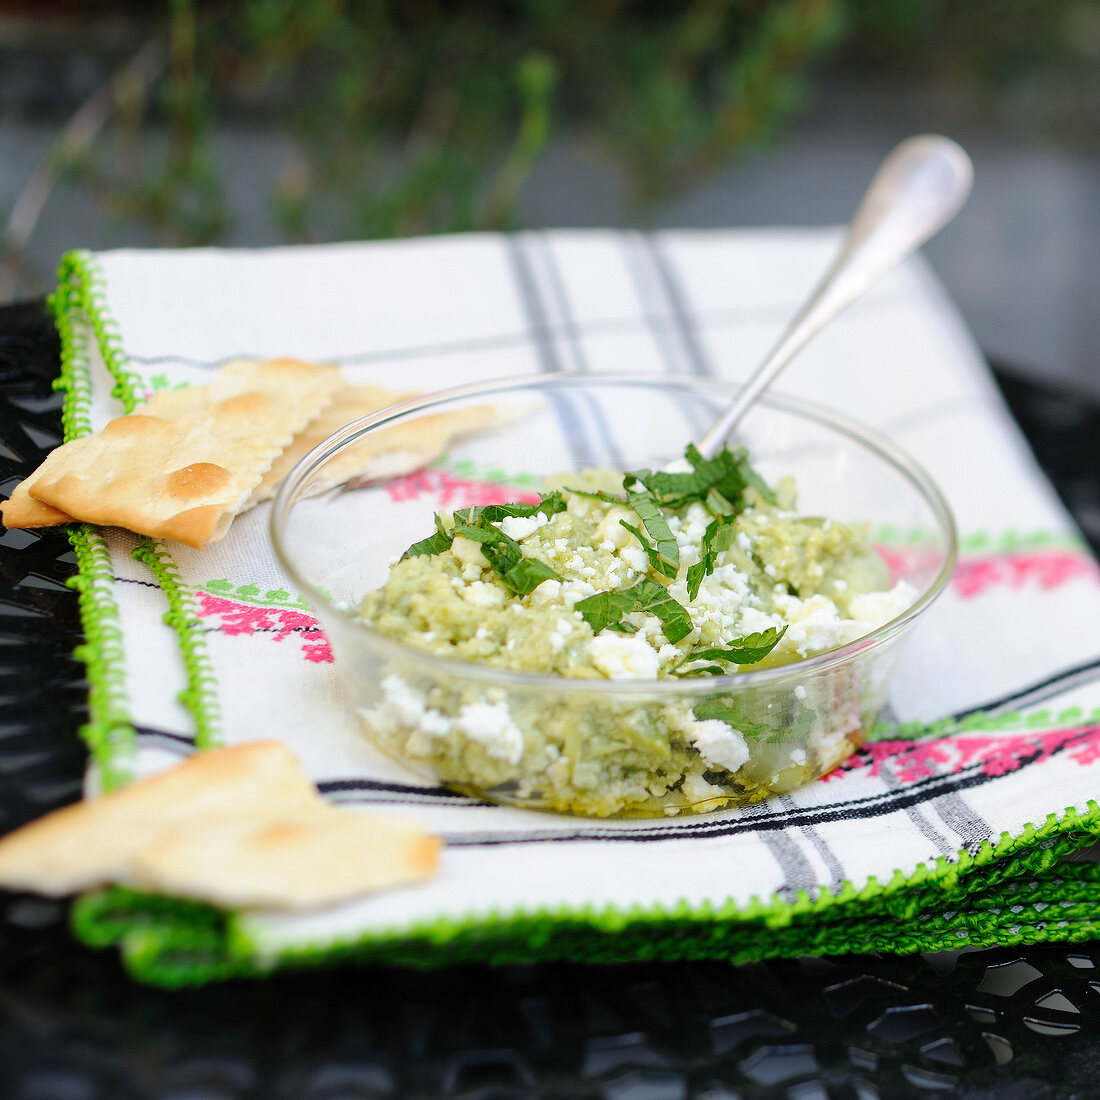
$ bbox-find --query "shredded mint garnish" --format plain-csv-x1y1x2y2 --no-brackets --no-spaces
399,492,565,594
453,491,565,527
691,701,774,739
624,443,775,511
672,626,787,676
692,700,817,746
685,514,737,599
689,626,787,665
575,579,693,644
401,513,454,559
452,520,563,597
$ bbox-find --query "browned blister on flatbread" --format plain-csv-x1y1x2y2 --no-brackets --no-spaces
248,383,504,506
16,358,341,547
0,741,441,909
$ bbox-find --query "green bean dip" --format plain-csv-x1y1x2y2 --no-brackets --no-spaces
357,445,915,817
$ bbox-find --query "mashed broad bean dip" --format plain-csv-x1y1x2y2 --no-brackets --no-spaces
357,445,914,816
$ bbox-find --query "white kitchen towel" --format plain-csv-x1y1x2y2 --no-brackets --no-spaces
46,230,1100,978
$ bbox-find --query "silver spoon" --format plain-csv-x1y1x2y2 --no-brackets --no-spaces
692,134,973,461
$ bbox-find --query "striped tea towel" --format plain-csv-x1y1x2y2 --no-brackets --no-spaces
44,230,1100,986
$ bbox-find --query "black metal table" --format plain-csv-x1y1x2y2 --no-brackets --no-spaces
2,298,1099,1099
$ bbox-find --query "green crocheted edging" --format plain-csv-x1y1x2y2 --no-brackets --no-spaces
50,253,135,790
57,250,223,753
68,802,1100,988
132,542,222,749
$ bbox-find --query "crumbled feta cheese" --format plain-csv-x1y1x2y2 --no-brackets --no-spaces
596,505,636,549
618,545,649,572
498,512,550,541
454,702,525,763
682,716,750,772
738,606,778,635
528,578,561,605
549,617,573,654
451,535,489,579
362,676,453,757
772,593,867,657
681,773,729,807
589,633,661,679
848,581,917,627
465,581,504,607
560,579,597,608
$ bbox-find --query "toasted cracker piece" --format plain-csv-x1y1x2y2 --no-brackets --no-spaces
0,741,441,909
131,806,442,910
247,383,503,506
1,476,73,528
21,358,341,547
0,742,317,896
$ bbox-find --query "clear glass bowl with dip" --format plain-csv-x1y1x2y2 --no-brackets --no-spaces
270,374,956,818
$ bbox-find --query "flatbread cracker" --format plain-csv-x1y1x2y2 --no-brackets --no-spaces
20,358,341,547
0,742,318,896
247,383,503,506
0,741,440,908
131,805,442,910
1,475,73,528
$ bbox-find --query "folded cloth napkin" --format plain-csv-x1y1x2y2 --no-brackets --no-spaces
42,230,1100,986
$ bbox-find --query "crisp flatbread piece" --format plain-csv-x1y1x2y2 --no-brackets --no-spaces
0,742,318,896
247,383,503,506
131,806,442,910
0,741,441,909
0,475,73,528
16,358,341,547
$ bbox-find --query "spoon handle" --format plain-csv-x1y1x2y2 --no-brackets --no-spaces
693,134,973,460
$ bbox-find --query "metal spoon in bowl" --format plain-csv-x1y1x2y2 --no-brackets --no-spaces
691,134,973,462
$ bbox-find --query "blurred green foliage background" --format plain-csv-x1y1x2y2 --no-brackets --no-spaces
8,0,1100,251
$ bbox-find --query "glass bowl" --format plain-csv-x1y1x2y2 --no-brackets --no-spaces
270,374,956,818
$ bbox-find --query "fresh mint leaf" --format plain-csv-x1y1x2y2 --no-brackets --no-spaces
575,578,692,644
623,492,679,578
624,443,776,513
453,520,563,597
671,664,727,678
689,625,787,666
497,555,562,596
685,514,736,599
644,586,693,644
454,491,565,526
573,589,634,634
401,513,454,559
692,701,774,739
606,620,639,634
621,520,679,581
